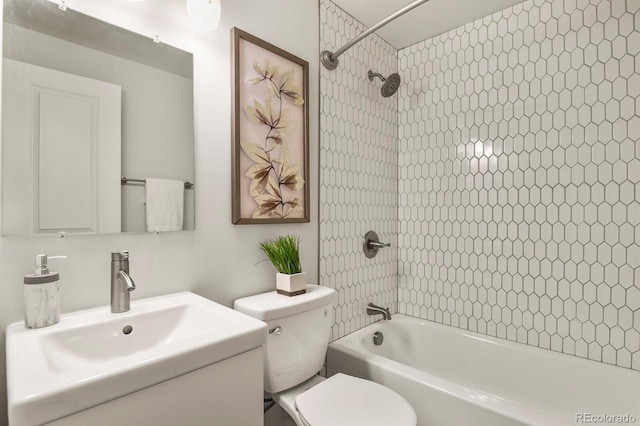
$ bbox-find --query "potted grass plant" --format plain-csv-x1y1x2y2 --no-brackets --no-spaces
260,235,306,296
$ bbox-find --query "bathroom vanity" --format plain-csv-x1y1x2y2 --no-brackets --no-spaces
6,292,267,426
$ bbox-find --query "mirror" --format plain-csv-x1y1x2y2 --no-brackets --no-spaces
2,0,195,236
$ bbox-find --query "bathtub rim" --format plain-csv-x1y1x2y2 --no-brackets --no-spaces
328,314,640,426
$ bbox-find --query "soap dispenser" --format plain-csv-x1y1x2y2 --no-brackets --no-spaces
23,254,64,329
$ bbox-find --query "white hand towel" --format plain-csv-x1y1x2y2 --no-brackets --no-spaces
145,178,184,232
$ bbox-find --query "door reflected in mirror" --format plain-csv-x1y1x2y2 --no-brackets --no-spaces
2,0,195,236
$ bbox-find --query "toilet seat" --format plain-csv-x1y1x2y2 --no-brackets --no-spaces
293,373,416,426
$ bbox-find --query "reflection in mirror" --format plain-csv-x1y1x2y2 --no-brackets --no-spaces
2,0,195,236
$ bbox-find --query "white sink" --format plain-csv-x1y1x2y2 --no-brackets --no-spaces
6,292,267,426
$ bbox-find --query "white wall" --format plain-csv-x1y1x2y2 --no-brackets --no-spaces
0,0,319,423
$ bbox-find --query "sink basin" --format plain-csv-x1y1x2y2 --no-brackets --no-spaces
40,302,233,372
6,292,267,426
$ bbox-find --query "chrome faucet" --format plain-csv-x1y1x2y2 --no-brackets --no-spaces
111,251,136,313
367,303,391,320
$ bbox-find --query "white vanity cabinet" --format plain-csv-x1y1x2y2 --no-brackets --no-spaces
47,348,264,426
7,292,267,426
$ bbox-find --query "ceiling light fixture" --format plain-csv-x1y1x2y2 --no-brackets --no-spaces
186,0,221,31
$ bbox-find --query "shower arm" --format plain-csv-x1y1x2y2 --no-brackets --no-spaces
368,71,386,81
321,0,431,70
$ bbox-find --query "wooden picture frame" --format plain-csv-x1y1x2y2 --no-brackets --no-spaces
231,28,310,224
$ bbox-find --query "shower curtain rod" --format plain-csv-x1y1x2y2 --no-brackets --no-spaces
320,0,430,70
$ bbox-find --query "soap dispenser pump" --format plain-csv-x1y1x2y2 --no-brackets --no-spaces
23,254,64,329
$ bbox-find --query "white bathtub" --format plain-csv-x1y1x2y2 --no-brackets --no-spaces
327,315,640,426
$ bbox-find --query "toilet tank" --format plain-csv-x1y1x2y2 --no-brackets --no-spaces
234,285,337,393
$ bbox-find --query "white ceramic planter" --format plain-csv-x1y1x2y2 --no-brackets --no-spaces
276,272,306,296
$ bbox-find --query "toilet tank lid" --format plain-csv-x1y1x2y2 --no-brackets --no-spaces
234,285,337,321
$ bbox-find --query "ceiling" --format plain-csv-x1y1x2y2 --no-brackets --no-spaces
4,0,193,78
331,0,526,49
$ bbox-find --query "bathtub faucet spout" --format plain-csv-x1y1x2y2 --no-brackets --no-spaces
367,303,392,320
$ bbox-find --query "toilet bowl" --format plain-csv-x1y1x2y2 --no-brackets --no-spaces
234,285,416,426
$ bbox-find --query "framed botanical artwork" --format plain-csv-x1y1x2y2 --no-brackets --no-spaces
231,28,310,224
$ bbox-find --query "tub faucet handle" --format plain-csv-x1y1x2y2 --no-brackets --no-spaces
363,230,391,259
368,241,391,249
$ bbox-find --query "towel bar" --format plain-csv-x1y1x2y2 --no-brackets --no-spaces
121,176,193,189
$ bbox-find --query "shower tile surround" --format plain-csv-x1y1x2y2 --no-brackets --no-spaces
397,0,640,369
321,0,640,371
319,0,398,340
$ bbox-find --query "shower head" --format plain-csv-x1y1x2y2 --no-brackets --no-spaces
368,70,401,97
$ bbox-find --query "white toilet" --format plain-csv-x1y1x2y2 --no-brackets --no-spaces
234,285,416,426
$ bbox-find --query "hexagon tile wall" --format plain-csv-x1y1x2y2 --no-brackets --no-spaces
397,0,640,369
320,0,399,341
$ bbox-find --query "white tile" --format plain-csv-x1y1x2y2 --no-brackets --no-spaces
322,0,640,372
